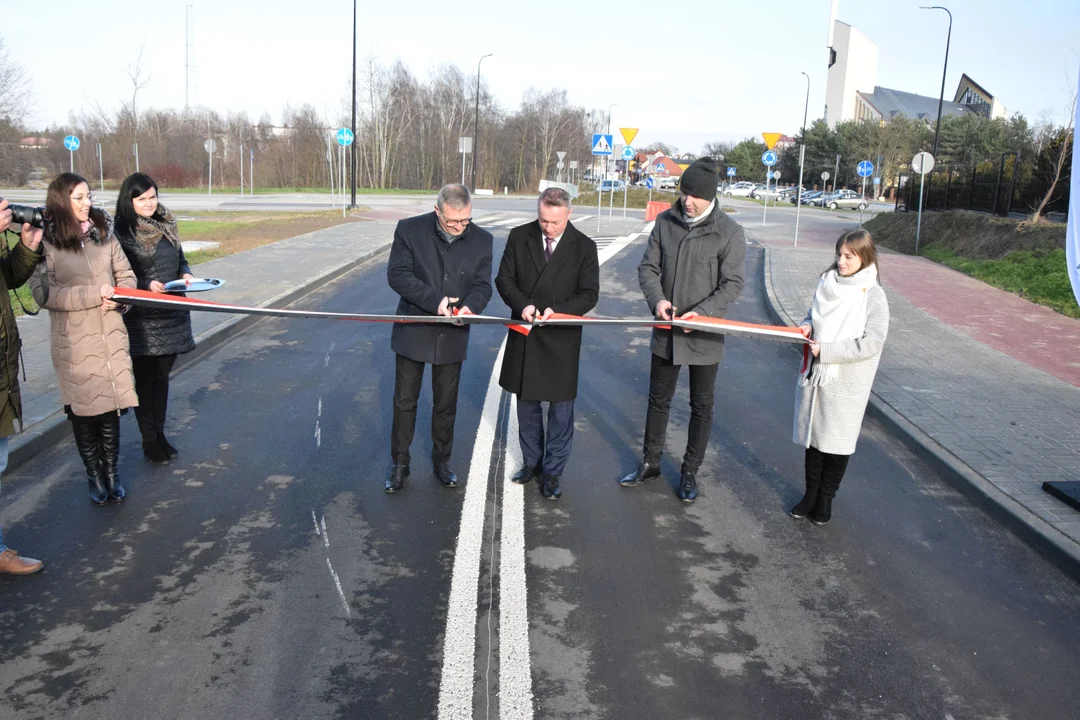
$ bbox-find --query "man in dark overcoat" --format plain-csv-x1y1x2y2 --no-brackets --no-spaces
617,158,746,503
385,184,493,493
496,188,600,500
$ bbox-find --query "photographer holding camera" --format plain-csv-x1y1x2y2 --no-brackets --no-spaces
0,198,45,575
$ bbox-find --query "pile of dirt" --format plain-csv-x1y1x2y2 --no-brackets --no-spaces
863,210,1066,259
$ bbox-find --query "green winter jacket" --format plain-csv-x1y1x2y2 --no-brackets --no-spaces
0,240,44,437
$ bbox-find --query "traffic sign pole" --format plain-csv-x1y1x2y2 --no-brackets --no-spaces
860,175,867,226
795,145,806,248
911,152,936,254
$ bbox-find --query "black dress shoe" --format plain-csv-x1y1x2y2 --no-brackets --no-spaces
158,432,179,459
434,462,458,488
618,461,661,487
511,464,540,484
677,472,698,503
539,474,561,500
385,464,409,493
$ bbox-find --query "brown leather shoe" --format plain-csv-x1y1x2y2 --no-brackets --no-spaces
0,548,44,575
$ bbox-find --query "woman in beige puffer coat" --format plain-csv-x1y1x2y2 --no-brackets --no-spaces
28,173,139,506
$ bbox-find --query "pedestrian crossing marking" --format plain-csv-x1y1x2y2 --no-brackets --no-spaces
592,135,612,154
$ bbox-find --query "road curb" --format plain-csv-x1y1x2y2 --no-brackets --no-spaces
7,242,393,473
759,246,1080,583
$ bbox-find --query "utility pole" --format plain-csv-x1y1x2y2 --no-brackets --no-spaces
471,54,493,192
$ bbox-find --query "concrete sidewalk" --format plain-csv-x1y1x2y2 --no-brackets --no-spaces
756,226,1080,580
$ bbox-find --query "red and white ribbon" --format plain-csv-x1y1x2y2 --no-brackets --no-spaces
110,288,807,344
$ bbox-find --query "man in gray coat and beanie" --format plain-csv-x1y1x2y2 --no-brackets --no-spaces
617,158,746,502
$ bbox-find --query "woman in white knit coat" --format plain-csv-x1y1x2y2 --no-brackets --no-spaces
791,229,889,525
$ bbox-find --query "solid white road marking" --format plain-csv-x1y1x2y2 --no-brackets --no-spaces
437,225,645,719
437,342,508,718
320,515,330,548
498,396,534,719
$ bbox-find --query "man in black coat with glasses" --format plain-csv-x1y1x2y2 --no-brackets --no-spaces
385,183,493,493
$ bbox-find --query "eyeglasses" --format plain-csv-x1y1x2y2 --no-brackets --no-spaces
70,193,95,205
437,208,471,228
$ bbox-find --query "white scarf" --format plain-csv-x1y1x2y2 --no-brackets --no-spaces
683,199,715,226
800,264,878,387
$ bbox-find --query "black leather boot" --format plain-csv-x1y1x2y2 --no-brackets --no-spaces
791,448,824,519
155,376,177,459
100,413,126,502
72,419,108,506
811,453,850,526
136,403,169,463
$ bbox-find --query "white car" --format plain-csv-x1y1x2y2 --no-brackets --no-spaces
723,181,756,197
657,176,679,190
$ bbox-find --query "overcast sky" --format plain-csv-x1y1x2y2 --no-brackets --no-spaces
7,0,1079,155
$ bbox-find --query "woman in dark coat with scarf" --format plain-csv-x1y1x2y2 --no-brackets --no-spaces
114,173,196,464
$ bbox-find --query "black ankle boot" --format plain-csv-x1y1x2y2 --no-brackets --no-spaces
157,432,178,459
143,440,170,463
100,413,125,502
72,419,108,506
618,460,661,487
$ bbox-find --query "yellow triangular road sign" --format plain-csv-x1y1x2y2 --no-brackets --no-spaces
620,128,639,146
762,132,783,150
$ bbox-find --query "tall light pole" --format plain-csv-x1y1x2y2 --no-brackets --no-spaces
349,0,357,208
471,53,493,192
606,103,617,184
921,6,952,159
794,71,810,248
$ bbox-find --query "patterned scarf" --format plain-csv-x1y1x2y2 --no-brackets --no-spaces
135,205,180,251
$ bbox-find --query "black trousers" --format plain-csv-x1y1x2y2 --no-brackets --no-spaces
133,354,177,442
804,446,850,496
642,353,719,474
391,354,462,466
517,399,575,477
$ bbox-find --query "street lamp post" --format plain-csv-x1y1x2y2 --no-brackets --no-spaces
470,53,493,193
794,71,810,248
350,0,357,208
921,6,953,159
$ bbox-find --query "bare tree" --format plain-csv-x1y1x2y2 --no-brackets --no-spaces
0,36,31,123
1028,88,1077,224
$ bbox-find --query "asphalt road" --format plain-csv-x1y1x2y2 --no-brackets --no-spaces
1,213,1078,719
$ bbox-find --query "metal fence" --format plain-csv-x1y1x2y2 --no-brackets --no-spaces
895,152,1018,216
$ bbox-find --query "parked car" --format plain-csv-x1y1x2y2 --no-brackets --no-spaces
723,181,757,197
776,185,805,200
753,184,791,201
822,189,868,210
657,176,679,190
599,179,626,192
790,190,823,205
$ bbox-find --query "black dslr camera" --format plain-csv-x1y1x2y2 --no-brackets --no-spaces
0,199,45,229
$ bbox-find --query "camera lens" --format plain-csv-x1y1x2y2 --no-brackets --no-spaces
8,204,45,229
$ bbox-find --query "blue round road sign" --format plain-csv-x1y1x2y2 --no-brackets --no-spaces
64,135,81,151
857,160,874,178
761,150,778,167
336,127,354,147
727,167,736,176
622,145,635,160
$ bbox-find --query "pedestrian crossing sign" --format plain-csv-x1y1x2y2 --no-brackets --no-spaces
591,134,613,156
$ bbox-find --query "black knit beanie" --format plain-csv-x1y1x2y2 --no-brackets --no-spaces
679,158,719,202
